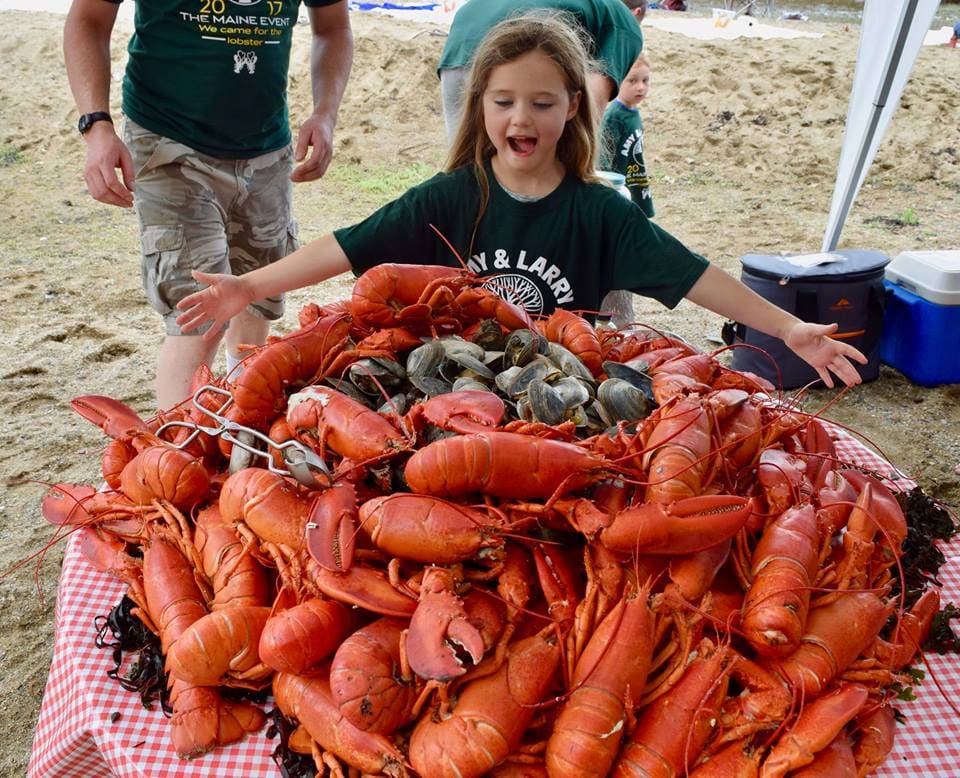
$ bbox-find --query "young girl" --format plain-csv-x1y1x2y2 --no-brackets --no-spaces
176,12,866,389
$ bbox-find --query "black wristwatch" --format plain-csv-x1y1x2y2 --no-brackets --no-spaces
77,112,113,135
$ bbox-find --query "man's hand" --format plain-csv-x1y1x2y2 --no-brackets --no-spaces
291,114,334,182
83,122,135,207
783,322,868,389
175,270,253,342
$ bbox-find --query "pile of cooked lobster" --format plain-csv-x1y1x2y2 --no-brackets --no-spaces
42,263,945,777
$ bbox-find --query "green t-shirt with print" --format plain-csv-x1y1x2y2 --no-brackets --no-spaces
599,99,654,217
119,0,341,159
334,161,706,317
438,0,643,90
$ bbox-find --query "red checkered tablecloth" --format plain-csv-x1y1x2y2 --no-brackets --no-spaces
27,425,960,777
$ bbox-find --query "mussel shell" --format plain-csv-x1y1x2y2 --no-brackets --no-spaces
602,360,655,403
527,378,567,426
504,328,548,367
406,340,445,377
597,378,651,423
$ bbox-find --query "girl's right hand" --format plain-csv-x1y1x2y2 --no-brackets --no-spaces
175,270,253,341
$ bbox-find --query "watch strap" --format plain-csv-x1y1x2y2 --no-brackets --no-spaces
78,112,113,135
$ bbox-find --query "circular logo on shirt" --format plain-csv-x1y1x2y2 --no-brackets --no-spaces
483,274,544,316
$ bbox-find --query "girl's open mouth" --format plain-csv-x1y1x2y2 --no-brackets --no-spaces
508,136,537,155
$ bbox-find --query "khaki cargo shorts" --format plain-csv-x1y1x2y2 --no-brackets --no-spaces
124,118,299,335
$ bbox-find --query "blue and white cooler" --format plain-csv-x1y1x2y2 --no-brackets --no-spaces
880,250,960,386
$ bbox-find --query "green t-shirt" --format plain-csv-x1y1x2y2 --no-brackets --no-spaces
438,0,643,89
119,0,341,159
334,161,706,317
599,99,654,217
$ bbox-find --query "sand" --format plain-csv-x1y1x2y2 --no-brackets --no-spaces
0,8,958,775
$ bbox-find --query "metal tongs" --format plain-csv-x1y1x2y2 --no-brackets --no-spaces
154,385,332,489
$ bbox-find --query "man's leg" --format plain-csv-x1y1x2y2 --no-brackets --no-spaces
125,118,235,410
225,144,297,374
156,334,221,410
224,310,271,377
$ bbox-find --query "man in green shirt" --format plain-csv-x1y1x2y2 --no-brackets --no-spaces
63,0,353,410
439,0,646,144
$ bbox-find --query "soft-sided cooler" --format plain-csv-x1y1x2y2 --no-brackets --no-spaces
880,250,960,386
728,249,889,388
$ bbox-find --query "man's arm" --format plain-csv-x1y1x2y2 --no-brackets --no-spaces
292,1,354,183
63,0,134,207
586,70,616,127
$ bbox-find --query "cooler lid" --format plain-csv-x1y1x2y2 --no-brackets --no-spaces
740,249,889,281
885,250,960,306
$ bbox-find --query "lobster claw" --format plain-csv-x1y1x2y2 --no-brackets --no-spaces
41,483,96,526
405,567,485,681
71,395,151,439
600,495,752,555
305,482,358,572
411,390,505,435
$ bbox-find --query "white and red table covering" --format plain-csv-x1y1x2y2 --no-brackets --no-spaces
28,427,960,777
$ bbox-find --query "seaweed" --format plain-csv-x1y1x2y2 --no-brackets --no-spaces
893,487,958,607
94,595,170,713
266,707,316,778
923,602,960,655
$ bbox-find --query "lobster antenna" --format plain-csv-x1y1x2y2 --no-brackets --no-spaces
428,223,470,272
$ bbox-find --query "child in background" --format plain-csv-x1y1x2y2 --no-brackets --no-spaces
175,12,867,390
600,53,654,217
598,52,653,327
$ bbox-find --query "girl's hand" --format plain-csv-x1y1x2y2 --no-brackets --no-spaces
783,322,868,388
175,270,253,342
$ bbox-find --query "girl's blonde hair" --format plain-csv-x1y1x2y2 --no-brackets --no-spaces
445,12,598,237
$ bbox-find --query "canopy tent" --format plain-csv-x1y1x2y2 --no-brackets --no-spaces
822,0,942,252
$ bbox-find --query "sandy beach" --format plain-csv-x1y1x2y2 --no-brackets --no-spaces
0,8,958,775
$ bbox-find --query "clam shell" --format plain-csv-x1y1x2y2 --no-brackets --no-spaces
441,352,495,381
406,340,445,377
552,375,592,410
547,342,595,381
504,328,548,367
506,356,560,398
439,336,486,361
597,378,651,423
469,319,507,351
452,377,491,393
349,358,404,395
603,360,655,403
408,375,452,398
527,378,566,426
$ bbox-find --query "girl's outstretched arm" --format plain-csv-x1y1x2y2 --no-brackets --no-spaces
175,234,352,341
684,264,868,388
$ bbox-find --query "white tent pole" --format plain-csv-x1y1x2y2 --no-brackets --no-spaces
821,0,940,253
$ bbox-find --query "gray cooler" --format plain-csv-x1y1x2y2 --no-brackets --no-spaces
726,250,889,388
